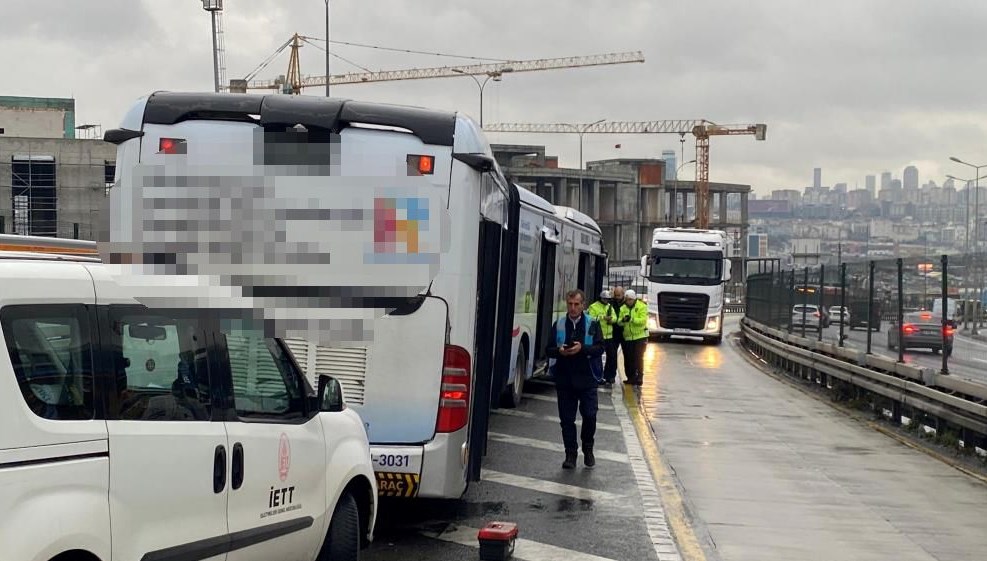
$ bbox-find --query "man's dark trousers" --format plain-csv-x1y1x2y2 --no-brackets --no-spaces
623,338,641,384
602,338,618,383
556,385,598,451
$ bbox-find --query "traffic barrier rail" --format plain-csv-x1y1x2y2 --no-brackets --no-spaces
740,316,987,454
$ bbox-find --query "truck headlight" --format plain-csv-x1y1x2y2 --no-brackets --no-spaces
706,316,720,332
648,314,659,331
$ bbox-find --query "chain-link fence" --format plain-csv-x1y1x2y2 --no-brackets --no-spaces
746,253,987,380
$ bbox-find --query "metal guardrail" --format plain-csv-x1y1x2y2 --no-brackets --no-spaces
740,317,987,452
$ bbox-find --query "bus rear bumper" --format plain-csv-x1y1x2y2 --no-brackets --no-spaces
370,429,468,499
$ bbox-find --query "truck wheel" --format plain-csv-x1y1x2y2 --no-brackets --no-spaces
500,348,526,409
319,492,360,561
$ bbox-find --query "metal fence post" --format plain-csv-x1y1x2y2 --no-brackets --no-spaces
867,260,875,354
818,264,825,342
941,254,950,375
788,268,795,334
839,263,847,347
897,257,905,363
801,267,809,338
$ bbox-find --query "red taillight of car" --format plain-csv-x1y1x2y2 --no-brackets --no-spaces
813,312,821,318
944,326,956,337
436,345,471,433
902,323,919,335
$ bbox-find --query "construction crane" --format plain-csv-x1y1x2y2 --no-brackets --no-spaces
229,36,644,93
482,120,767,229
202,0,228,93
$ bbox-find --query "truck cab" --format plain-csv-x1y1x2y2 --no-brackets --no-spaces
639,228,731,345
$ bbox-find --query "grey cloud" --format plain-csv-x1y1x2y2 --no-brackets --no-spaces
4,0,987,194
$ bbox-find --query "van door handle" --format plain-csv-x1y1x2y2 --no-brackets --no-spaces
231,443,244,490
213,444,227,494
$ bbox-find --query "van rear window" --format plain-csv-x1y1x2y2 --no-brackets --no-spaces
1,305,94,421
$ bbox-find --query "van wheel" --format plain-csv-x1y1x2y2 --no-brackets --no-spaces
319,492,360,561
500,348,526,409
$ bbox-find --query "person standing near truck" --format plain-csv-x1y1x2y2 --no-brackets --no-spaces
546,289,605,469
588,289,618,387
618,289,649,385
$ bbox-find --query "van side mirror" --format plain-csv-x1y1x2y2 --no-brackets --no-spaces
317,375,345,412
723,258,732,282
639,255,649,277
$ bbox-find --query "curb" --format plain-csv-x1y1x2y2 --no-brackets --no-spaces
611,360,714,561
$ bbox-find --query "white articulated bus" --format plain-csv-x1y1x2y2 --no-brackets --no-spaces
102,91,606,500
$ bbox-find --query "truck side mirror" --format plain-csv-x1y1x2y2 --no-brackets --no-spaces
723,258,732,282
639,255,649,277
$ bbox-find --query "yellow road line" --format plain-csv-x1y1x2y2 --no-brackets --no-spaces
621,382,709,561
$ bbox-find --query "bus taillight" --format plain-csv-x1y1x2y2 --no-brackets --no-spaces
436,345,471,433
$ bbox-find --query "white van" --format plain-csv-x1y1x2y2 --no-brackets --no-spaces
0,250,376,561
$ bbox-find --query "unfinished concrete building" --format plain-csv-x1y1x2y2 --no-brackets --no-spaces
493,144,752,266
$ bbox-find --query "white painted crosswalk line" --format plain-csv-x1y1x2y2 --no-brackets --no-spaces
492,408,621,432
481,469,625,502
522,392,615,410
487,432,630,464
422,524,619,561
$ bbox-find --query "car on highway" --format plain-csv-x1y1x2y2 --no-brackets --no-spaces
887,311,955,356
791,304,823,332
829,306,850,325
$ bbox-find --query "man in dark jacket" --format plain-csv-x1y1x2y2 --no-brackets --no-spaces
546,289,605,469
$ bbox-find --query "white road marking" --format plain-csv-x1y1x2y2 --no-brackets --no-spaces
609,384,684,561
493,408,621,432
422,524,619,561
481,469,625,502
486,432,630,464
522,392,615,410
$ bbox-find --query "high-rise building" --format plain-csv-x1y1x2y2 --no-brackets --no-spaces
813,167,822,189
881,171,892,190
661,150,677,180
891,179,902,190
834,182,848,194
903,165,919,190
865,175,876,195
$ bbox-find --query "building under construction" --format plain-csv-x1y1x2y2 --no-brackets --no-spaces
491,144,752,266
0,96,114,239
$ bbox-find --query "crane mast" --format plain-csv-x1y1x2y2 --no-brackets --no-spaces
202,0,228,93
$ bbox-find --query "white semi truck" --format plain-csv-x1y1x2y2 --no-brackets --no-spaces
639,228,732,345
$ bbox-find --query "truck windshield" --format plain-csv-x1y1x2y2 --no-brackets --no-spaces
649,257,721,285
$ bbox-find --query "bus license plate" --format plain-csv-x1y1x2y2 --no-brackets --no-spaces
371,448,423,474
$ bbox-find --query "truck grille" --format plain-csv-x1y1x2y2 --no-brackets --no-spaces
658,293,710,330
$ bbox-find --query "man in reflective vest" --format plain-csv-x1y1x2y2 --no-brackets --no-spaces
617,289,649,386
546,288,604,469
587,289,618,388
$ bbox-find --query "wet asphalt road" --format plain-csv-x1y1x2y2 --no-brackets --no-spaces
361,315,987,561
643,316,987,561
364,378,663,561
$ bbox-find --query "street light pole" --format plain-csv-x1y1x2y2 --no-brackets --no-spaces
324,0,330,97
673,159,697,227
452,68,512,128
949,157,986,251
572,119,606,211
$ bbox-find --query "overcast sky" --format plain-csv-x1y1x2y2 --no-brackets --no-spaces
4,0,987,195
